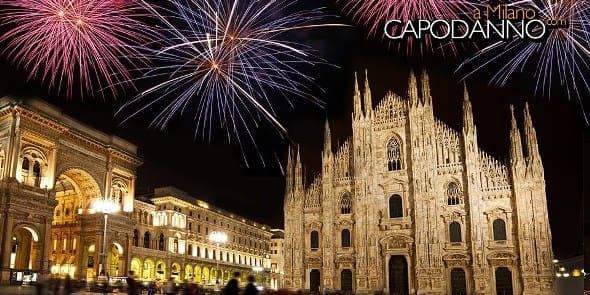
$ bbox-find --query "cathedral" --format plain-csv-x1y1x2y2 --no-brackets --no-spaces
283,71,555,295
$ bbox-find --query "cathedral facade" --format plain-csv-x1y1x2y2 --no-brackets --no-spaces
283,72,555,295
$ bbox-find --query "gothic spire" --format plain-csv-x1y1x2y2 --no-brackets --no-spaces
462,82,475,133
523,103,542,169
509,105,524,167
295,145,303,190
408,70,419,107
324,118,332,155
284,145,294,201
421,69,432,106
364,69,372,117
353,72,362,119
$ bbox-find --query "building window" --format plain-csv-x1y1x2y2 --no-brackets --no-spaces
387,137,402,171
493,219,507,241
389,195,403,218
65,208,70,216
188,244,193,255
197,247,201,257
133,229,139,247
340,193,352,214
447,182,463,205
188,222,192,231
33,161,41,187
173,238,179,253
144,232,151,248
158,234,165,251
341,229,351,247
449,222,462,243
310,231,319,249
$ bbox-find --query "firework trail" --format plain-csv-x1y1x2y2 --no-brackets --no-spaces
457,0,590,122
118,0,345,166
0,0,153,97
334,0,476,55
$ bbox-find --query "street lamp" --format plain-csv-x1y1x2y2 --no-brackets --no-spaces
92,198,120,277
208,231,227,288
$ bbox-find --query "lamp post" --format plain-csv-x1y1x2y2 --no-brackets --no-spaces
92,198,120,277
208,231,227,288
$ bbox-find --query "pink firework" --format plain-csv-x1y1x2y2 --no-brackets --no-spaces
0,0,152,98
335,0,475,55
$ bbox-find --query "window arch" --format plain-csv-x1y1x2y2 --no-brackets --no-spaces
197,246,201,257
389,195,403,218
133,229,139,247
449,222,462,243
173,238,179,253
143,232,150,248
340,193,352,214
387,137,402,171
187,244,193,255
447,182,463,205
341,229,351,247
493,219,507,241
310,231,319,249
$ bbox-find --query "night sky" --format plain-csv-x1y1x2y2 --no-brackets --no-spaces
0,0,585,260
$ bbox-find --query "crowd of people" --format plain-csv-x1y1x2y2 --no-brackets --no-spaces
125,271,264,295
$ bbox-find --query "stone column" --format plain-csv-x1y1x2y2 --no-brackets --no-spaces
0,214,14,284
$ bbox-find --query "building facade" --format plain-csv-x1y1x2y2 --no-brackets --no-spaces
283,72,555,295
0,97,275,287
0,97,140,284
129,186,273,286
269,229,285,289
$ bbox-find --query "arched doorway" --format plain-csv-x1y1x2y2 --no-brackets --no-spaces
194,265,202,283
202,267,210,284
388,255,408,295
450,268,467,295
143,259,155,280
340,269,353,293
130,258,142,277
156,261,166,280
106,243,123,276
11,227,40,270
309,269,320,293
185,265,194,281
495,267,513,295
170,262,181,279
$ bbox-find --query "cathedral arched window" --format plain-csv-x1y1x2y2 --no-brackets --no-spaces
387,137,402,171
340,193,352,214
447,182,463,205
389,195,403,218
449,222,462,243
310,231,319,250
143,232,151,248
341,229,351,248
133,229,139,247
493,219,507,241
158,233,165,251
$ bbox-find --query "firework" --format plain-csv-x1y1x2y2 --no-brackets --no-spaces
119,0,343,166
457,0,590,122
334,0,476,55
0,0,152,97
